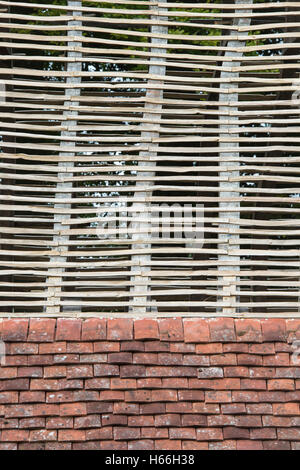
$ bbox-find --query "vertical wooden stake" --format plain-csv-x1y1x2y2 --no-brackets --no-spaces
218,0,253,315
46,1,82,314
130,0,168,314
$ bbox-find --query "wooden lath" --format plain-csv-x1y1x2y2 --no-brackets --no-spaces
0,0,300,317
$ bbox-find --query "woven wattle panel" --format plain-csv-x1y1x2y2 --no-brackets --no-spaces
0,1,300,317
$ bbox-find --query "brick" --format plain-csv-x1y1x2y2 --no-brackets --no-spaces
182,414,207,427
223,343,248,353
209,441,236,451
81,318,106,341
100,441,127,450
140,403,165,415
114,427,140,440
224,367,249,378
197,428,223,441
198,367,223,379
210,354,236,366
0,368,17,379
102,414,127,427
32,404,59,417
94,342,120,352
273,403,300,416
134,319,159,340
209,318,235,342
0,392,18,404
162,378,188,389
152,390,178,402
170,428,196,440
46,443,72,451
159,353,183,366
178,390,205,402
235,319,262,343
240,379,266,390
159,319,183,342
236,440,263,450
19,391,45,403
238,354,262,366
4,405,34,419
19,443,45,450
137,378,162,389
232,391,259,403
58,430,86,442
28,319,56,343
3,356,28,367
100,391,124,401
166,402,193,413
183,319,210,343
107,319,133,341
264,441,291,450
195,343,222,354
261,319,287,342
141,428,168,439
60,403,87,416
236,415,262,427
18,367,43,378
85,378,110,390
67,365,93,379
258,391,286,402
183,355,209,366
10,343,38,355
208,415,237,427
0,443,17,450
223,427,250,439
39,343,66,354
133,353,158,365
128,415,154,427
108,352,132,364
128,440,154,451
44,366,66,379
263,353,290,366
67,343,93,354
189,378,240,390
192,403,220,414
46,417,73,429
249,343,275,355
0,379,29,391
268,379,295,391
56,319,81,341
205,391,232,403
121,341,144,352
287,320,300,342
73,391,99,402
221,403,246,415
262,416,294,427
120,365,146,378
155,440,181,450
1,430,29,442
31,378,82,391
278,428,300,441
87,402,113,414
2,319,28,342
249,367,275,378
19,417,45,429
275,342,292,353
28,355,54,366
111,378,137,390
30,430,57,442
170,343,195,353
250,428,277,440
275,368,300,379
113,403,139,415
94,364,119,377
80,354,106,364
145,341,169,352
46,391,74,403
247,403,272,415
125,390,151,403
74,415,101,429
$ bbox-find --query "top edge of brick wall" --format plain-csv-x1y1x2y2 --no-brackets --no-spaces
0,318,297,344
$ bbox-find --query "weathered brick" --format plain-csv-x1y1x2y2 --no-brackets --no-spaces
81,318,106,341
158,319,183,342
102,414,127,427
67,365,93,379
107,319,133,341
182,414,207,427
128,416,154,427
209,318,235,342
137,378,162,389
152,390,178,402
236,440,263,450
198,367,223,379
273,403,300,416
224,367,249,378
183,319,210,343
125,390,151,403
28,355,54,366
111,378,137,390
197,428,223,441
247,403,273,415
140,403,165,415
232,391,259,403
235,319,262,343
205,391,232,403
44,366,66,379
238,354,262,366
134,319,159,340
240,379,266,390
145,341,169,352
258,391,286,402
67,343,93,354
183,355,209,366
250,428,277,440
264,441,291,450
133,353,158,365
141,427,168,439
166,402,193,413
94,364,119,377
120,365,146,378
19,417,45,429
263,353,290,367
0,379,29,391
113,403,139,415
58,430,86,442
100,391,124,402
128,440,154,451
261,319,287,342
30,430,57,442
221,403,246,415
277,428,300,441
85,378,110,390
209,441,236,451
121,341,144,352
10,343,38,355
0,368,17,379
19,391,45,403
223,427,250,440
158,353,183,366
46,417,73,429
195,343,222,354
2,320,28,342
208,415,237,427
170,428,196,440
0,392,18,404
249,343,275,355
192,403,220,414
60,403,87,416
114,427,140,440
28,319,56,343
1,430,29,442
162,378,188,389
39,343,66,354
108,352,132,364
268,379,295,391
210,354,236,366
178,390,204,402
56,319,81,341
74,415,101,429
94,342,120,353
87,402,113,414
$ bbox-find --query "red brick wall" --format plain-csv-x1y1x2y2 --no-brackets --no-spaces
0,318,299,450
